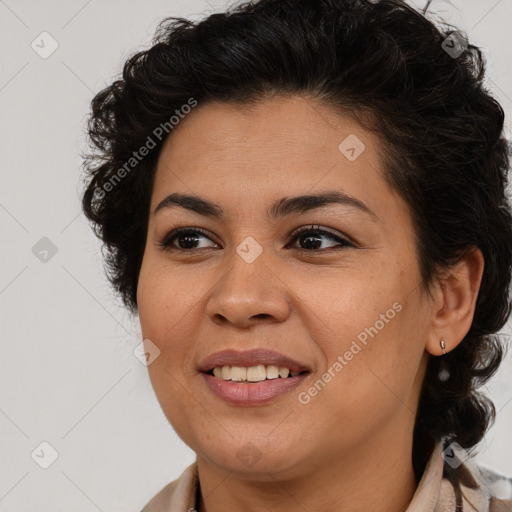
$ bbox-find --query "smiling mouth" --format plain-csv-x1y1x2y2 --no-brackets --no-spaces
205,365,310,382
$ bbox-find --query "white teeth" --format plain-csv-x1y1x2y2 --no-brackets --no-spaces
266,365,280,379
247,365,267,382
230,366,247,381
210,365,303,381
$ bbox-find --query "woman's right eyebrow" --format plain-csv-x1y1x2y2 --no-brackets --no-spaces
153,191,378,222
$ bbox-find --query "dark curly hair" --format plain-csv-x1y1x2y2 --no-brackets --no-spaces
81,0,512,467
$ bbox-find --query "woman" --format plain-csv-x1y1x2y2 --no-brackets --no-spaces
81,0,512,510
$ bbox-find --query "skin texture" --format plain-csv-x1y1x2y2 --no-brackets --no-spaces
137,95,484,512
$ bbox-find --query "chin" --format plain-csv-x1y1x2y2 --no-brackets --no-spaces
197,439,306,478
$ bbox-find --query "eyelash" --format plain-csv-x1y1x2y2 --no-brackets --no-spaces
158,225,355,253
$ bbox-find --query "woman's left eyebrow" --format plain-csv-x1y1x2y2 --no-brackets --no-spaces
153,190,378,221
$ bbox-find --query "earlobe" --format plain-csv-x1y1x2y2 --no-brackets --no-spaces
425,247,485,356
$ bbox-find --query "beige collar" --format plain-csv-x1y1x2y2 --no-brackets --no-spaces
141,439,512,512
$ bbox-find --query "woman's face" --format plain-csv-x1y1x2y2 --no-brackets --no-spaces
137,95,435,478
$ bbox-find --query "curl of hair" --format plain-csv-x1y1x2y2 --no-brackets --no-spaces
81,0,512,456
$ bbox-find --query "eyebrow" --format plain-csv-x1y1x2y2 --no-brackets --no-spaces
153,190,377,221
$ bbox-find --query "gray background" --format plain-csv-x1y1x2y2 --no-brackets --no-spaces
0,0,511,510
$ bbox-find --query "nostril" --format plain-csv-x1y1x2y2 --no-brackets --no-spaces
251,314,272,320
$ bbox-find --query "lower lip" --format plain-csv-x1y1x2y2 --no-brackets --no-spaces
200,372,309,405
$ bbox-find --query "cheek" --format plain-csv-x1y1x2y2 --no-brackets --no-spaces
294,264,425,398
137,259,200,340
137,264,205,442
296,299,425,443
285,261,402,347
137,260,212,391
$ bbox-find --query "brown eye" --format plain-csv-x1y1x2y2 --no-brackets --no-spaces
159,227,218,251
287,225,354,251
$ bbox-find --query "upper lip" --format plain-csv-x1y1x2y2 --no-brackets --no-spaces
198,348,311,373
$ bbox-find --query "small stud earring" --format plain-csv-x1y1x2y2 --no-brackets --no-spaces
440,338,446,355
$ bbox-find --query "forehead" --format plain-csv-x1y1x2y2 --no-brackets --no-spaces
158,95,374,164
151,95,405,224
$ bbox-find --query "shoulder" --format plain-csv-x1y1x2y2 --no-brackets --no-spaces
472,461,512,510
140,462,198,512
440,448,512,512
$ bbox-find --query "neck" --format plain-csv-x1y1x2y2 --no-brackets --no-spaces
196,424,422,512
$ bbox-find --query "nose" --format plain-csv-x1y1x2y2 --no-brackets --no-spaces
205,247,292,329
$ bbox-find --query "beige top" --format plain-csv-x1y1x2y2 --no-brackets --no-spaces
141,440,512,512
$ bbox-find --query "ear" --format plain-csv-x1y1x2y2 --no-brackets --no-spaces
425,247,484,356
